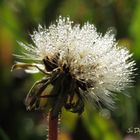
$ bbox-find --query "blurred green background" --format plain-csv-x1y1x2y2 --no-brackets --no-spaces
0,0,140,140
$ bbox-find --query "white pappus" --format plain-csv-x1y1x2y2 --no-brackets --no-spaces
12,16,136,117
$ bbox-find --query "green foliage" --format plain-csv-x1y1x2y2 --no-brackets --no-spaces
129,0,140,59
0,0,140,140
83,111,122,140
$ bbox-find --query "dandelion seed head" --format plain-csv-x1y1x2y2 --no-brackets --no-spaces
16,16,135,109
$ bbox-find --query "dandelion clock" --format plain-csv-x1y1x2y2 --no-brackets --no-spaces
12,16,136,140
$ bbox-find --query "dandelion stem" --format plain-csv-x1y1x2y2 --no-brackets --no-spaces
48,111,58,140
